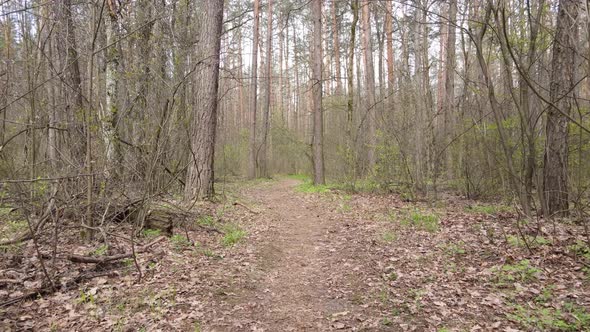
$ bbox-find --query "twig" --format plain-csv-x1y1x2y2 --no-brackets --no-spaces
233,201,260,214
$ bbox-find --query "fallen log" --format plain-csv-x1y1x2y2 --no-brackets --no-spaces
66,236,165,264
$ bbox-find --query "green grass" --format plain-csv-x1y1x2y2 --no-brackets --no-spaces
494,259,540,285
439,240,467,256
295,180,331,194
381,231,397,243
401,209,440,232
141,228,161,239
286,173,310,181
92,244,108,256
465,204,512,215
568,240,590,277
196,215,216,228
221,224,246,247
508,301,590,331
507,235,551,248
170,234,191,249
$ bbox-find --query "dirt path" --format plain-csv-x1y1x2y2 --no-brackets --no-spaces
211,179,367,331
4,178,589,331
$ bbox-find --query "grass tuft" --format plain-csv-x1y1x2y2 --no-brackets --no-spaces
221,224,246,247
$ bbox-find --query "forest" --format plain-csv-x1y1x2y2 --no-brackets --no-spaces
1,0,590,330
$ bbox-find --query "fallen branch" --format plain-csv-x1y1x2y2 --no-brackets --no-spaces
233,201,260,214
0,279,21,285
67,236,165,264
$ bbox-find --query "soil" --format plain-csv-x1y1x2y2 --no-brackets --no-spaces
1,178,589,331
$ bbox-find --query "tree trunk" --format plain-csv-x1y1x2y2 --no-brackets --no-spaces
312,0,325,185
248,0,260,179
259,0,273,178
543,0,579,217
184,0,224,200
332,0,343,95
346,0,359,141
102,0,123,180
361,0,377,172
385,0,395,95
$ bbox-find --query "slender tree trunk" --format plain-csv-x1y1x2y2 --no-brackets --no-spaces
444,0,457,178
346,0,359,141
102,0,123,179
54,0,85,164
312,0,325,185
543,0,579,217
361,0,377,172
385,0,395,95
332,0,343,95
248,0,260,179
259,0,273,178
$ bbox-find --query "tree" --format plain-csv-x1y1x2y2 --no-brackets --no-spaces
361,0,377,172
259,0,273,178
346,0,359,141
248,0,261,179
102,0,123,179
543,0,580,217
332,0,343,95
385,0,394,94
184,0,225,200
312,0,325,185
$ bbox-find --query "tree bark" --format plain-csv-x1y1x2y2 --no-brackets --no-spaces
543,0,579,217
248,0,260,179
102,0,123,180
259,0,273,178
312,0,325,185
385,0,395,95
332,0,343,95
184,0,224,200
346,0,359,141
361,0,377,172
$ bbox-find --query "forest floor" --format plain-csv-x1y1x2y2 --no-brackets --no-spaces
1,177,590,331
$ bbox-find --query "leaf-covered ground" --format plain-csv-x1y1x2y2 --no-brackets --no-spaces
1,178,590,331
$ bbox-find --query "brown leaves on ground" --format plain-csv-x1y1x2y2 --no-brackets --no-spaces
1,178,589,331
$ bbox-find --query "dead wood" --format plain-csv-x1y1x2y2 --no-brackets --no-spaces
67,236,165,264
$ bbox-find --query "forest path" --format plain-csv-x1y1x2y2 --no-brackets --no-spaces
214,178,362,331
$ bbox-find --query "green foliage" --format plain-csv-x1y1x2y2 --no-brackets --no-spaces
170,234,191,249
495,259,540,285
507,235,551,249
196,215,216,228
381,231,397,243
77,288,97,304
121,258,134,267
387,272,398,281
202,248,219,258
535,285,555,304
92,244,109,256
464,204,512,215
221,224,246,247
286,173,310,181
440,241,467,256
295,180,331,194
193,321,202,332
401,209,440,232
568,240,590,277
141,228,161,239
508,302,590,331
